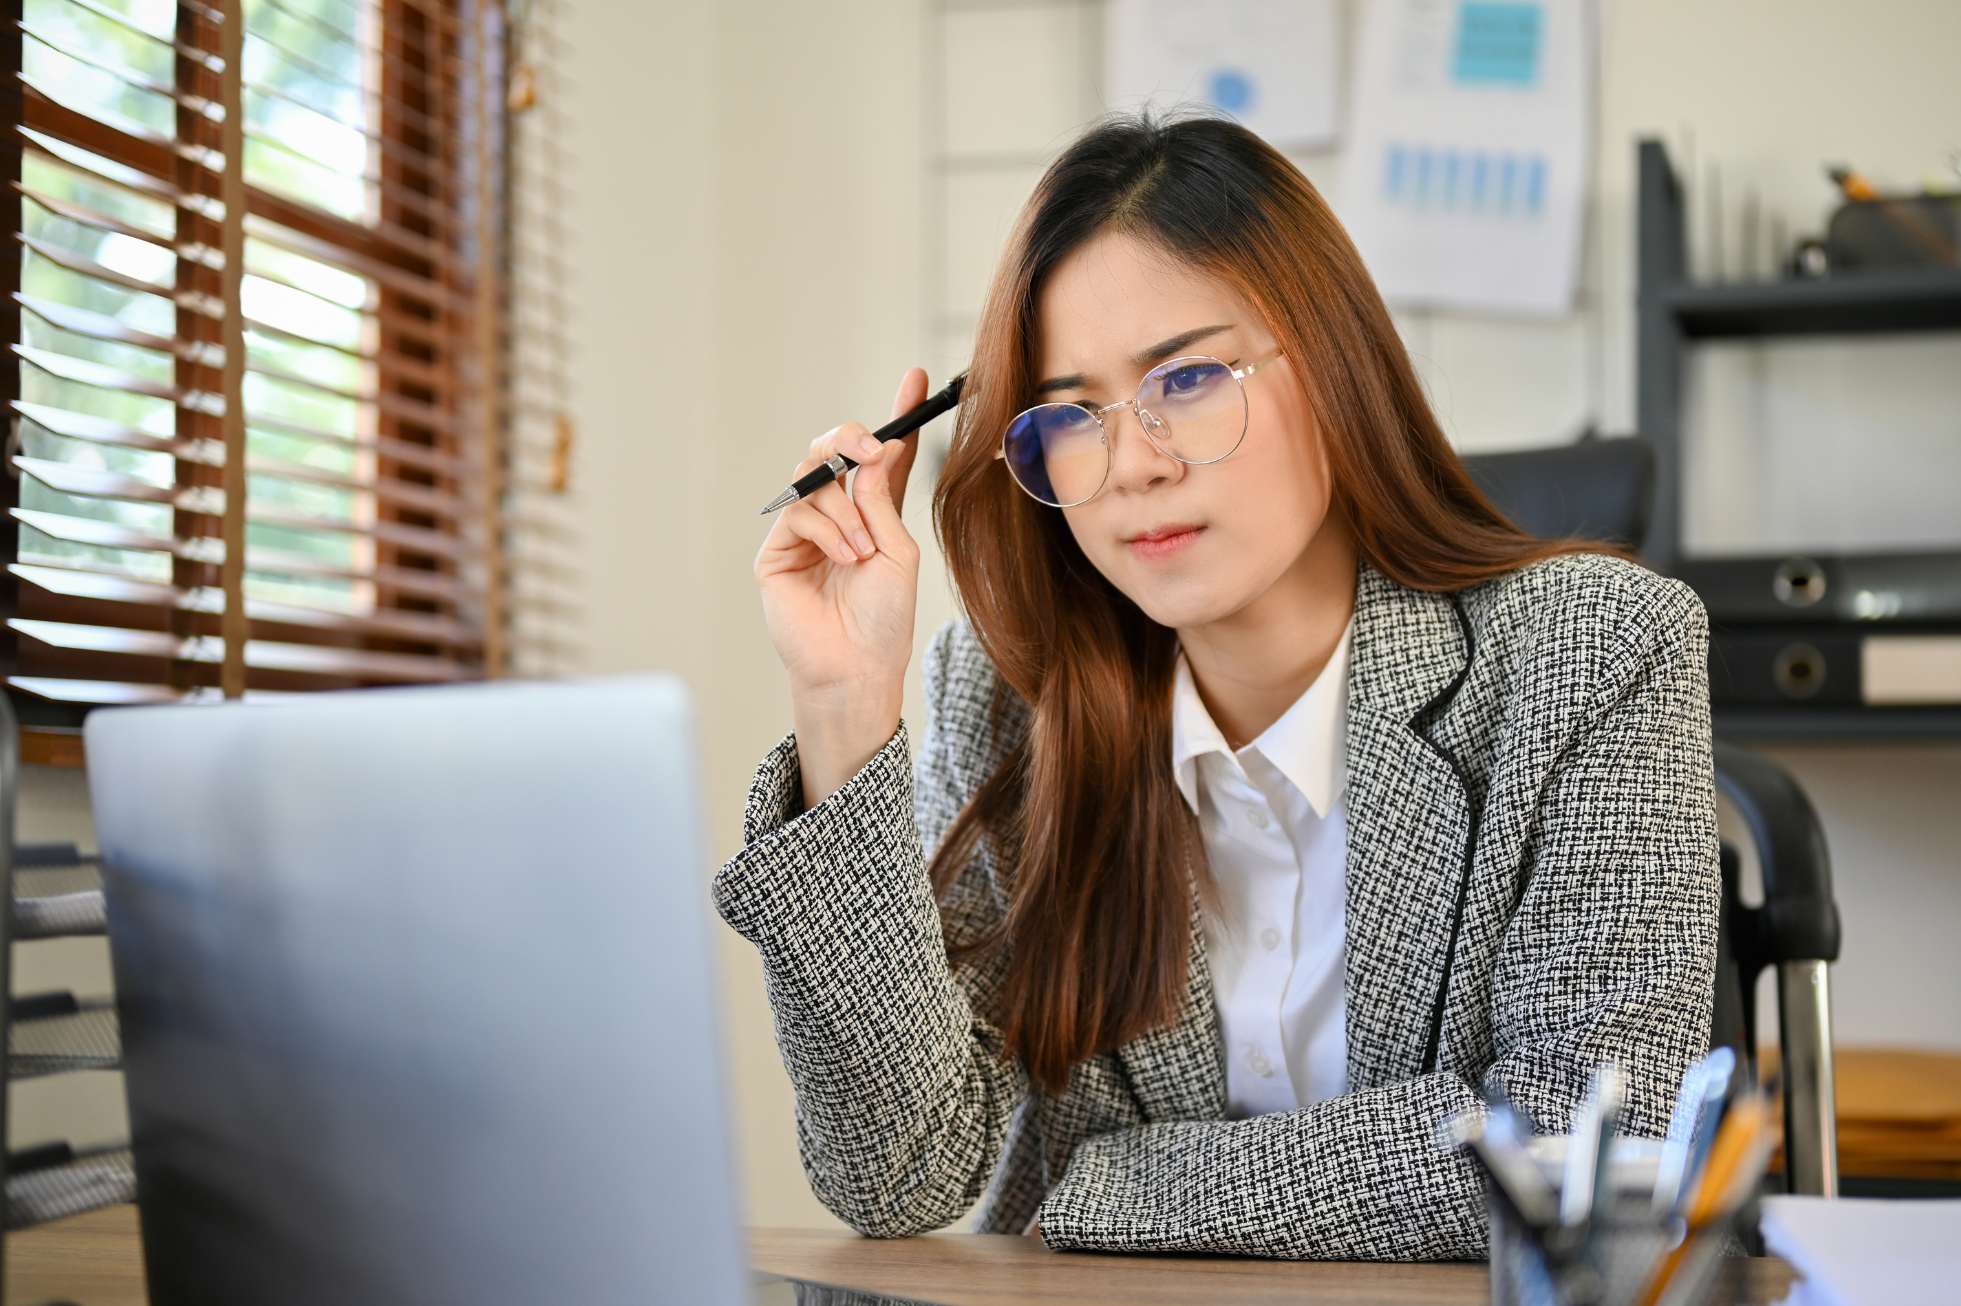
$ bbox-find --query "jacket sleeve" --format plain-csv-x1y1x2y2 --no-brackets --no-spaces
712,626,1025,1237
1036,578,1719,1260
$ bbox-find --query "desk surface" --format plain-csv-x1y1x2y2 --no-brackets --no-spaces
2,1207,1798,1306
752,1227,1488,1304
5,1206,146,1306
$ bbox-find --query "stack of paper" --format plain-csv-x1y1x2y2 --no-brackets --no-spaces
1760,1196,1961,1306
1762,1048,1961,1179
1834,1050,1961,1179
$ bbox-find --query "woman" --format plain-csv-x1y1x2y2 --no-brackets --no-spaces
716,114,1717,1261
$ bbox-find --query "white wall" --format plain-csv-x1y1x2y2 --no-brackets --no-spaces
559,0,927,1231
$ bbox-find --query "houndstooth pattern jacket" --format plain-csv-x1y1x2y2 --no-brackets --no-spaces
714,554,1719,1260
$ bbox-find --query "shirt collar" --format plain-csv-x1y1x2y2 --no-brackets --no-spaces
1170,620,1353,821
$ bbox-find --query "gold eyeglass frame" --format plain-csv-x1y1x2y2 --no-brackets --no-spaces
994,351,1284,508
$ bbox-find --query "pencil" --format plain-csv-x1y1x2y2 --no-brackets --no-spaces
1629,1095,1773,1306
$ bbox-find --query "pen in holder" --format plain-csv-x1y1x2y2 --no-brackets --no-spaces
1484,1135,1738,1306
1448,1053,1772,1306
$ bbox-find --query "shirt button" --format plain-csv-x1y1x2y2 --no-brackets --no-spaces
1260,927,1282,951
1247,808,1270,830
1248,1049,1274,1077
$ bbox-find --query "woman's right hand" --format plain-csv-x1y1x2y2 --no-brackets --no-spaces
757,368,930,808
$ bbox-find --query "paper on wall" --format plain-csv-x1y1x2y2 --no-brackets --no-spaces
1339,0,1596,316
1106,0,1341,150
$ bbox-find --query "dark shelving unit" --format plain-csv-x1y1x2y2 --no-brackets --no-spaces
1664,269,1961,339
1637,140,1961,741
0,700,135,1250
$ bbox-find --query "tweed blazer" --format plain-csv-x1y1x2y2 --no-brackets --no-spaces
714,554,1719,1260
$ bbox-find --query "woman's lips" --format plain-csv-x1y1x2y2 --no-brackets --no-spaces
1126,525,1204,561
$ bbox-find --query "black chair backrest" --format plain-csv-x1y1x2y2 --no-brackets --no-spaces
1461,436,1657,550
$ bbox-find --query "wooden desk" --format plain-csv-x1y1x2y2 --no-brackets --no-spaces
752,1228,1485,1304
1,1207,1798,1306
5,1206,145,1306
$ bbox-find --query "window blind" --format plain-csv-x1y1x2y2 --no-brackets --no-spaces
3,0,507,721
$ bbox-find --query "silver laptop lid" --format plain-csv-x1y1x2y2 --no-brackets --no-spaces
86,677,747,1306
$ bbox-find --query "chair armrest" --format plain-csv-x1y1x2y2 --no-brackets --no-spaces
1713,740,1840,965
1712,739,1841,1197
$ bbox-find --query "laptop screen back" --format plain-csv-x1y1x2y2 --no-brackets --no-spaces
86,677,746,1306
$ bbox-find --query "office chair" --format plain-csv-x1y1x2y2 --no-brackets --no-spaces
1464,435,1842,1198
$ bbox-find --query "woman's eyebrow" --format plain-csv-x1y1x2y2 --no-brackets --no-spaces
1034,324,1237,395
1131,324,1233,368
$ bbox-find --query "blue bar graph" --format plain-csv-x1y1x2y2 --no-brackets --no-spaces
1382,142,1549,216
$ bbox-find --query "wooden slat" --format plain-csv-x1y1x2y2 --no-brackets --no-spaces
16,457,467,554
51,0,214,66
247,213,469,312
15,399,225,462
21,87,185,195
243,123,449,227
17,568,472,643
19,25,219,120
14,456,224,513
14,507,222,563
19,130,220,222
17,236,207,315
12,535,467,604
16,299,449,441
15,345,223,413
241,79,445,174
251,183,460,275
11,675,182,705
247,454,463,517
244,407,464,476
18,184,183,253
18,294,220,365
252,0,471,94
11,618,464,681
245,355,458,436
243,549,465,601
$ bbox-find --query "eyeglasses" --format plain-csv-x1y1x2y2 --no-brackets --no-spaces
996,351,1282,508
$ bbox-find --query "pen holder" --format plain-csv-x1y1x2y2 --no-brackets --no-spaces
1487,1139,1745,1306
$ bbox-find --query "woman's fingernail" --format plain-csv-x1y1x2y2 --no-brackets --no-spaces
853,530,874,557
858,434,883,459
835,542,856,565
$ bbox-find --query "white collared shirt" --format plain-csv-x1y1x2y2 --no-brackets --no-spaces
1172,622,1352,1118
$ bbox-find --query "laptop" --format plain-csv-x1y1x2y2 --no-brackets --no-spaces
85,677,749,1306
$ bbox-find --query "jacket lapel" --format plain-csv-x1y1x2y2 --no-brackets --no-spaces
1342,565,1477,1088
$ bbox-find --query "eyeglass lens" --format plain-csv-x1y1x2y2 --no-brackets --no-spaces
1001,357,1249,508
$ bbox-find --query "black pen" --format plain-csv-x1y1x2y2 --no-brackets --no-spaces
759,372,968,514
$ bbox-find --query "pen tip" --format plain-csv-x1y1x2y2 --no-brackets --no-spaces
759,487,797,515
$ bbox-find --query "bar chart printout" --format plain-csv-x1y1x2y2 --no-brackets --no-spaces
1340,0,1595,316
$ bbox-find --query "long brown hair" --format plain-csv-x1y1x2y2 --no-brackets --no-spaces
929,113,1606,1093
